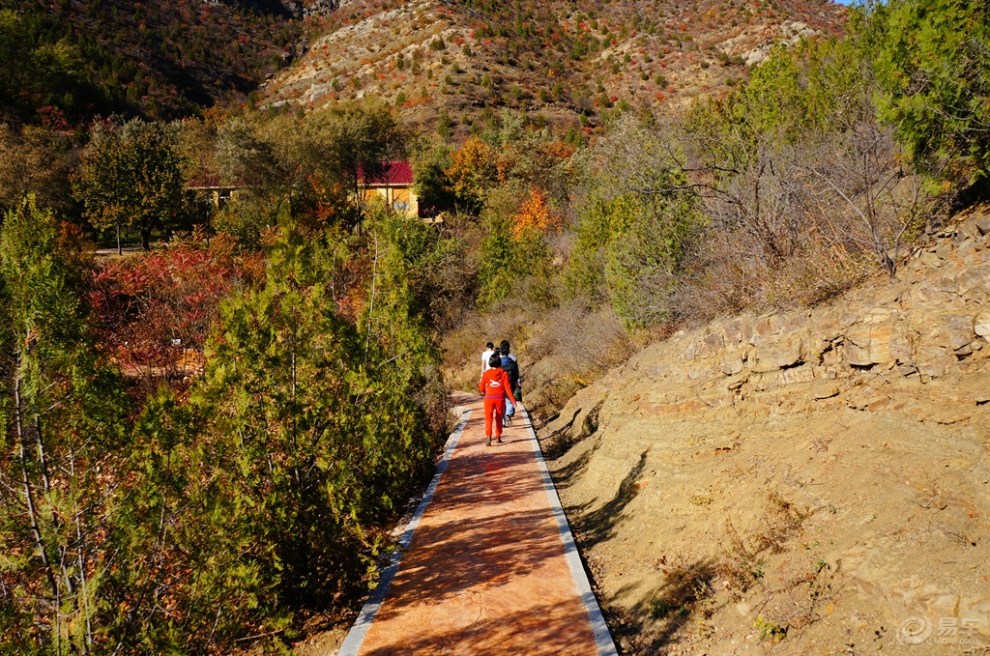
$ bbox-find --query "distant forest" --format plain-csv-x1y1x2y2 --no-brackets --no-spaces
0,0,301,123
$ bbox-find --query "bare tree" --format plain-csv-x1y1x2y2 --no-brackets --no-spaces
803,119,931,276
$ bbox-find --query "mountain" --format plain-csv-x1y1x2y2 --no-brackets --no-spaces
0,0,313,123
262,0,847,132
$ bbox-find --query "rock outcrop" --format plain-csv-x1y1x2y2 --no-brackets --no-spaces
543,206,990,655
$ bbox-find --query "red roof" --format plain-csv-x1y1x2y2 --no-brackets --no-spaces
359,161,414,186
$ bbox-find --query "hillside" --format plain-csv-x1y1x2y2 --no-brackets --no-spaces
262,0,846,132
0,0,314,123
533,206,990,654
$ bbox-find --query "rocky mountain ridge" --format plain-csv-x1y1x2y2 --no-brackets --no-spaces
539,205,990,654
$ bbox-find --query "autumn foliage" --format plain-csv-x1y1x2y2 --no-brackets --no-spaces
445,135,500,211
511,186,561,240
89,234,261,390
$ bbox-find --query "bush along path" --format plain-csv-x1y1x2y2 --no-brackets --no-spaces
337,392,617,656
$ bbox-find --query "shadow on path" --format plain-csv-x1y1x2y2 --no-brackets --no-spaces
346,394,613,656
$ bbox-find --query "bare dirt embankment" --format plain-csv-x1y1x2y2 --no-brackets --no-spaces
539,206,990,655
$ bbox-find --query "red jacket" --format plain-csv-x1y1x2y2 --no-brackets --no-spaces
479,367,518,404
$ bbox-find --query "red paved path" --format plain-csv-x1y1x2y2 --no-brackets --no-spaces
337,393,616,656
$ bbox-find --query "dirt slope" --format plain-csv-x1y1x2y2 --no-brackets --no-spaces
540,206,990,655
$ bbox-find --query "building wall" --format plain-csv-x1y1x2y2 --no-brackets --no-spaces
361,185,419,218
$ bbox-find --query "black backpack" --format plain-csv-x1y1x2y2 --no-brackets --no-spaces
500,357,520,393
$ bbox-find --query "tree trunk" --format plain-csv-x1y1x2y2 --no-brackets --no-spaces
13,372,59,600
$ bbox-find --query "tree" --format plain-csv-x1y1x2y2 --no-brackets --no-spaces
863,0,990,185
566,115,703,327
0,9,100,124
185,221,443,632
75,118,187,251
362,205,474,333
410,137,457,217
0,123,76,216
445,135,500,214
511,186,560,240
212,105,403,235
303,101,404,214
0,196,126,654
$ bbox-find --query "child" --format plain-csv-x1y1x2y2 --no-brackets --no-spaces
479,352,518,446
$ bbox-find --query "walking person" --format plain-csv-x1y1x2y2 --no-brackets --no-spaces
479,352,517,446
498,340,521,426
481,341,495,375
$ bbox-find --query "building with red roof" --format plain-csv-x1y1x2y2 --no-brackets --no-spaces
357,160,420,218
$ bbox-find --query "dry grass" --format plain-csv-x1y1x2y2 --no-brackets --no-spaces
442,297,634,419
672,225,874,325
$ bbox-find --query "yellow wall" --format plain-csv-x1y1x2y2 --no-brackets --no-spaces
361,185,419,218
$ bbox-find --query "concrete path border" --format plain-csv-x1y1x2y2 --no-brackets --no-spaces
519,403,618,656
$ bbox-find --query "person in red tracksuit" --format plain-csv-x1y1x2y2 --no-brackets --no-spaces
479,352,517,446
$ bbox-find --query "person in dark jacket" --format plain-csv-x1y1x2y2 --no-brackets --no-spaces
499,340,521,426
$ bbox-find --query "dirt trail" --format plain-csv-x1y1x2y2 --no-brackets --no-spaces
335,393,616,656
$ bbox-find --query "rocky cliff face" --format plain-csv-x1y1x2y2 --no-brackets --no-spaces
542,205,990,654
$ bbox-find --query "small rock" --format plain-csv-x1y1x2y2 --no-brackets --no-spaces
720,355,746,376
812,382,842,400
946,315,975,350
898,364,919,377
956,263,990,298
845,309,900,366
753,338,804,372
936,275,958,293
975,311,990,340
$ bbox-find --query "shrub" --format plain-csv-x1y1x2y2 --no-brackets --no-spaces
863,0,990,185
565,115,704,328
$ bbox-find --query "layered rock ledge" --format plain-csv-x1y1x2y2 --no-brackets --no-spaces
543,206,990,655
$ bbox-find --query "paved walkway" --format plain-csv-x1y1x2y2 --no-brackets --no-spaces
337,393,617,656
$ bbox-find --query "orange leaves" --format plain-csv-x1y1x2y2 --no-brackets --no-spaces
445,135,499,204
511,187,560,241
448,135,495,174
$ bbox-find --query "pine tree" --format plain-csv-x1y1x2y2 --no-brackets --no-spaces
0,196,127,654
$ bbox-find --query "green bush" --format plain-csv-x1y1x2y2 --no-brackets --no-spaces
863,0,989,184
565,116,704,328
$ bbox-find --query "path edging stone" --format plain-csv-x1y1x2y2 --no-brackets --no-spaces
336,407,472,656
520,404,619,656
